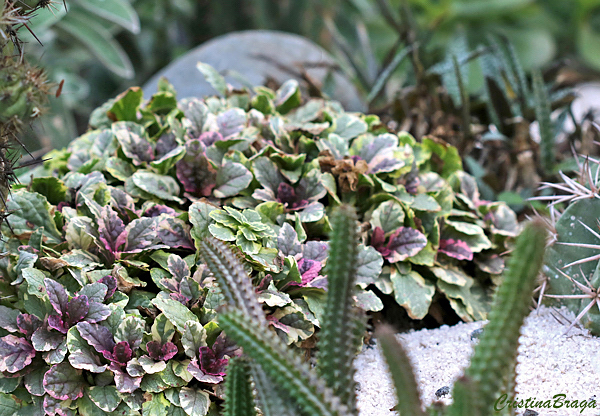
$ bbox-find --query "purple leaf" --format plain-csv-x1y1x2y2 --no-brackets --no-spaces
176,139,217,196
113,122,154,165
167,254,190,282
98,275,117,301
370,227,388,255
217,108,246,138
45,279,69,316
43,394,65,415
84,302,111,324
358,133,397,163
0,335,36,373
98,206,126,254
368,156,404,173
110,362,142,393
438,239,473,261
146,341,178,361
65,296,89,328
16,314,42,339
212,332,242,360
68,350,107,373
121,217,160,254
144,204,177,218
76,322,115,355
377,227,428,263
156,216,195,250
43,362,85,400
155,133,178,158
297,258,322,286
47,315,67,334
277,223,302,257
276,183,308,210
78,283,108,304
198,131,223,146
110,342,133,365
302,241,329,263
31,326,64,352
187,358,223,384
199,346,228,377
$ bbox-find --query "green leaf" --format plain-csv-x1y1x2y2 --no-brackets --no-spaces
208,224,236,241
411,194,441,212
57,10,134,78
151,314,176,344
391,267,435,320
431,267,469,286
142,393,170,415
181,321,207,359
333,114,367,140
151,297,199,333
76,0,140,33
3,190,62,243
179,387,210,416
108,87,143,122
214,162,253,198
22,268,48,298
30,177,67,206
189,200,218,241
274,80,301,114
0,392,20,416
196,62,227,96
88,385,121,412
354,290,383,312
355,245,384,288
132,171,182,202
370,200,405,234
105,157,135,181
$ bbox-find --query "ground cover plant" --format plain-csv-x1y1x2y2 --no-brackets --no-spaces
0,64,522,414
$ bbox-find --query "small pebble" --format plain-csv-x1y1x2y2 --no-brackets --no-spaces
434,386,450,398
470,328,484,341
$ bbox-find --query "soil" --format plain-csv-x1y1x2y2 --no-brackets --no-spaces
354,305,600,416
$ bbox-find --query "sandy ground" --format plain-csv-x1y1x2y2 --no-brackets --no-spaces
355,305,600,416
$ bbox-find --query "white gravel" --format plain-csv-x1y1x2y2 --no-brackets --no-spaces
355,305,600,416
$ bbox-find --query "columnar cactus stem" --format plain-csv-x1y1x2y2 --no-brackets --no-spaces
448,220,547,416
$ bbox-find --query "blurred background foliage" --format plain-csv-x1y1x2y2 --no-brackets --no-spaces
19,0,600,169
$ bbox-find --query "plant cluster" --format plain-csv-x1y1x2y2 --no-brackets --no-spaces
1,65,519,413
207,204,547,416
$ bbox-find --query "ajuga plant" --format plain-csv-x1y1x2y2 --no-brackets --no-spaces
0,64,521,414
533,153,600,336
208,205,547,416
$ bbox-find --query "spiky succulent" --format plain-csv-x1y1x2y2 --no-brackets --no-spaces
534,154,600,335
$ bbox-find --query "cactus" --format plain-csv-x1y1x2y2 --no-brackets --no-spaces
0,0,58,230
533,155,600,335
204,204,547,416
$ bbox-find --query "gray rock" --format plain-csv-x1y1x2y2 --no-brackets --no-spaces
143,30,365,112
